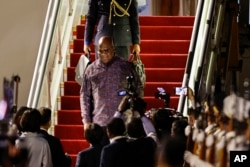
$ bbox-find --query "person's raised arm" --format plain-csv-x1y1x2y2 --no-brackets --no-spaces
113,95,130,118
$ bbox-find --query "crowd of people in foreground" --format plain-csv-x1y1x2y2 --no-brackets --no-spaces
78,34,249,167
77,85,250,167
1,84,249,167
0,106,71,167
1,33,249,166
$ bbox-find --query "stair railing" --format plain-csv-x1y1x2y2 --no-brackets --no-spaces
27,0,87,134
177,0,206,114
27,0,85,108
177,0,227,115
27,0,61,108
190,0,241,103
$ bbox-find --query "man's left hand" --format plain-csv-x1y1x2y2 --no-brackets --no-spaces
132,44,140,55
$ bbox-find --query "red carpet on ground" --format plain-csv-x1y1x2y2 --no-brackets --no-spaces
55,15,194,167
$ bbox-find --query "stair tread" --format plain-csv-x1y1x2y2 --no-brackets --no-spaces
72,39,190,53
81,16,195,26
75,25,193,40
70,53,188,67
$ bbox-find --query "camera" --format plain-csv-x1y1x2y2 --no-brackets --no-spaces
117,75,138,110
155,87,170,107
155,87,170,99
117,75,136,97
174,87,187,95
117,90,134,97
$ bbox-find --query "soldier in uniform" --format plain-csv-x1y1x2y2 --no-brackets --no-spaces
84,0,140,60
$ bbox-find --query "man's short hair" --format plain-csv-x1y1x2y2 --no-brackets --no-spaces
20,109,41,132
39,107,51,125
107,117,126,136
84,123,104,145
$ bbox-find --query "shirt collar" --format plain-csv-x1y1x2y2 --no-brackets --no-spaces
110,135,126,143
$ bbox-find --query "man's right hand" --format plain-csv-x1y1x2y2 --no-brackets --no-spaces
84,122,91,131
84,45,91,55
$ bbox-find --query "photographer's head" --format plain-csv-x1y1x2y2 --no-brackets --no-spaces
127,117,146,138
118,95,147,118
84,123,104,145
152,108,176,139
98,36,115,65
20,109,41,133
106,117,126,139
13,106,32,134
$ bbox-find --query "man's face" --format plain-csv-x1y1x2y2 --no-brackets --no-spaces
98,44,114,64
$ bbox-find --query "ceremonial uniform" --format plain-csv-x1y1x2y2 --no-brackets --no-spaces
84,0,140,60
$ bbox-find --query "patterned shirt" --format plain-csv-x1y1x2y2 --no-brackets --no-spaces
80,56,143,126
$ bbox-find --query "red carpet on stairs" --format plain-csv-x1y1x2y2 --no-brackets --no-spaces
55,16,194,167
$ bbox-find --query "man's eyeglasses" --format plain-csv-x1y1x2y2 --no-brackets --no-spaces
98,48,112,54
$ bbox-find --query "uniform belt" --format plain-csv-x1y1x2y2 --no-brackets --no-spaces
112,16,130,24
100,15,130,24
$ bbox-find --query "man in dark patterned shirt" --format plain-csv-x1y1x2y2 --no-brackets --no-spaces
80,36,143,129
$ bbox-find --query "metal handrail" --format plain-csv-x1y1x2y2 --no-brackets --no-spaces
177,0,205,114
27,0,61,108
27,0,86,110
193,0,216,99
177,0,223,115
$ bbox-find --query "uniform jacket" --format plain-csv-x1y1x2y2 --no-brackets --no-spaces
84,0,140,46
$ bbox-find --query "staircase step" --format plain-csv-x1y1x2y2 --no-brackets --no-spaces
140,54,187,68
145,68,185,82
75,25,193,40
61,139,90,154
58,94,180,125
66,67,185,82
63,81,81,96
60,96,179,110
63,81,182,96
57,97,179,126
144,96,179,109
144,82,182,97
54,125,84,139
70,53,188,68
58,110,82,125
81,16,195,26
138,16,195,26
72,39,190,54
